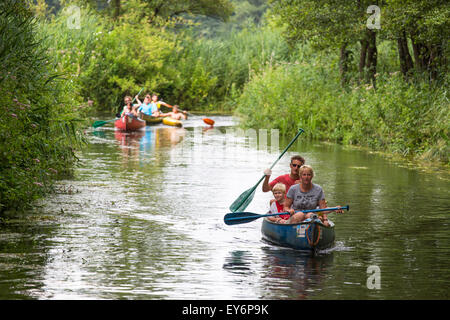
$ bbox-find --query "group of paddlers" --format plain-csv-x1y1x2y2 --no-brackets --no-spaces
121,93,188,121
263,155,343,226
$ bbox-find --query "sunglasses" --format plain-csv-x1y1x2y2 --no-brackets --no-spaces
291,163,303,168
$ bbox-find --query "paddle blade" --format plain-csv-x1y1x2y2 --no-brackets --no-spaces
229,186,257,213
93,119,116,128
224,212,261,225
93,120,108,128
203,118,215,126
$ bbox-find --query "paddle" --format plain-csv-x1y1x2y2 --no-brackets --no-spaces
160,101,215,125
92,87,145,128
228,128,305,212
224,205,349,226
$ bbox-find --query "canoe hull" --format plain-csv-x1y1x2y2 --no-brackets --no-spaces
261,218,335,251
115,114,146,131
141,113,163,125
162,117,183,127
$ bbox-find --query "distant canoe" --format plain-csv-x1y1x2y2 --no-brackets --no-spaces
162,117,183,127
261,216,335,252
114,114,146,131
141,113,163,125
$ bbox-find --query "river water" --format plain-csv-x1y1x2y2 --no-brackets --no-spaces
0,116,449,300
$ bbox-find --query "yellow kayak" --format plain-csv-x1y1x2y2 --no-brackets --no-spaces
162,117,183,127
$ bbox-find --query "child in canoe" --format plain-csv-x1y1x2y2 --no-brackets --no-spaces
267,183,290,224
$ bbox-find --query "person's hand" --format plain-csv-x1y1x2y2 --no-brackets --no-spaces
288,208,295,216
264,168,272,176
336,206,344,214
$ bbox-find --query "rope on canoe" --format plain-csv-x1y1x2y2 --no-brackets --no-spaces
306,224,321,247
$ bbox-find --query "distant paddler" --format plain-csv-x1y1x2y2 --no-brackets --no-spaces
159,105,188,120
135,93,170,118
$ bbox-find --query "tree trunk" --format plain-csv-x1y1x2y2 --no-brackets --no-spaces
397,31,413,77
365,29,377,87
339,43,351,87
113,0,120,20
359,38,368,83
410,33,428,72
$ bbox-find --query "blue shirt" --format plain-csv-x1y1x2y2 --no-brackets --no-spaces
138,102,158,115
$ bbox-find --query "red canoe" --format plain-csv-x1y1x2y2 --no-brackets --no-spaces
115,114,146,131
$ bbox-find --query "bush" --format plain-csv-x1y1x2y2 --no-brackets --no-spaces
0,0,85,213
235,43,449,164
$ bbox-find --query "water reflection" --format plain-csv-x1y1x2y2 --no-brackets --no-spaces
259,247,334,299
113,127,187,168
1,116,449,300
222,250,252,274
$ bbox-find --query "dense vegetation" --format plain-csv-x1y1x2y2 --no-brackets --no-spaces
0,0,86,213
236,0,448,163
0,0,448,213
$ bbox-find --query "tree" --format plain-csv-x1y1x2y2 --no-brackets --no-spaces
382,0,449,80
269,0,379,86
137,0,233,23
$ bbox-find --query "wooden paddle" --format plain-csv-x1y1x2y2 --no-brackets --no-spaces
228,128,305,213
92,87,144,128
224,205,349,226
160,102,215,126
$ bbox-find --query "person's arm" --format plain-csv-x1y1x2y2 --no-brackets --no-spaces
135,96,142,106
262,169,273,192
181,111,187,120
283,197,294,215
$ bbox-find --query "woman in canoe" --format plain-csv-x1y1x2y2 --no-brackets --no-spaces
284,165,342,226
121,96,139,117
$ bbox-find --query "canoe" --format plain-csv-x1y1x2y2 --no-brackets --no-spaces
261,215,335,252
162,117,183,127
114,113,146,131
141,113,163,125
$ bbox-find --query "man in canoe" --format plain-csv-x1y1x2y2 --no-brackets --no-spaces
262,155,305,193
159,105,188,120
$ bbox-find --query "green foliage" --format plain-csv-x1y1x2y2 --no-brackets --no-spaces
162,25,290,110
236,42,449,163
0,0,86,213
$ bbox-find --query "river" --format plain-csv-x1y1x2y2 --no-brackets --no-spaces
0,115,449,300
